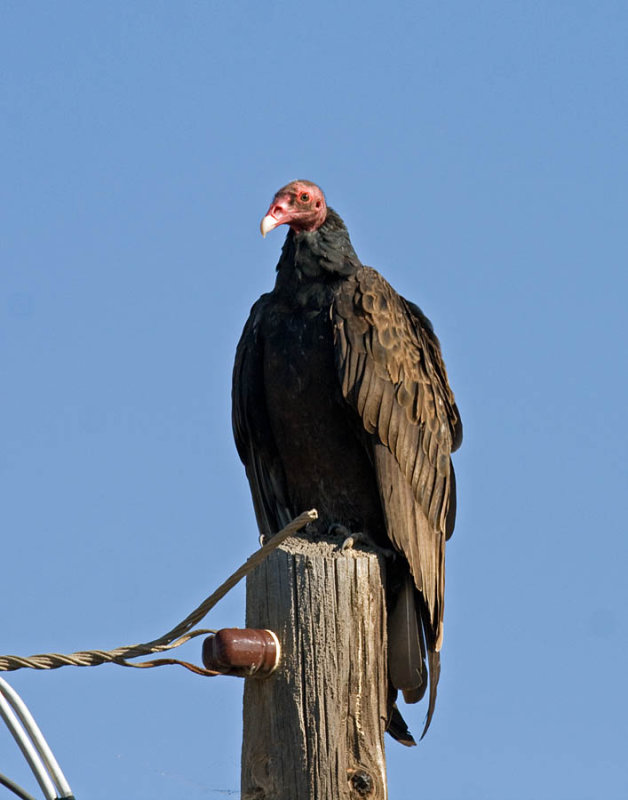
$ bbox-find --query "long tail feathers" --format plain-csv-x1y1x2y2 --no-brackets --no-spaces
388,574,426,696
387,701,417,747
387,572,443,743
420,649,441,740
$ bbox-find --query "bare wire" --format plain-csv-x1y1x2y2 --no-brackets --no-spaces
0,688,57,800
0,771,38,800
0,677,74,798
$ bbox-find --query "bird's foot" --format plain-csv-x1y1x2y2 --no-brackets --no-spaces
327,523,364,549
328,524,395,557
342,531,368,550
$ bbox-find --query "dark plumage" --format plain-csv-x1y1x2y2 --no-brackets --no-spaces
233,180,462,744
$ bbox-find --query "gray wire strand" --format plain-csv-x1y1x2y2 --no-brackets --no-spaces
0,770,38,800
0,677,74,798
0,690,57,800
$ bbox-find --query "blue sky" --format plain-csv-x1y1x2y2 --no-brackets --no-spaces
1,2,627,798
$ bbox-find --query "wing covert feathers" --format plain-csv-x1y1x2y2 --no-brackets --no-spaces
333,268,460,538
333,267,460,651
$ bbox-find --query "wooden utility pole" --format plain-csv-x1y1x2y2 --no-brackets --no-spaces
241,532,389,800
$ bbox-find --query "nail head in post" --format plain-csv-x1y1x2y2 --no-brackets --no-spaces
202,628,281,678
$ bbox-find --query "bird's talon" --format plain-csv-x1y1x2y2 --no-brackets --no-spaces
341,531,369,550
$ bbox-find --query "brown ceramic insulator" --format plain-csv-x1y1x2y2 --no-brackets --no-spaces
202,628,281,678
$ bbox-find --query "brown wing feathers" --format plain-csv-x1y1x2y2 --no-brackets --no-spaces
333,267,458,647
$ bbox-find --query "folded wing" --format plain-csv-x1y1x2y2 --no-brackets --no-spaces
333,265,461,662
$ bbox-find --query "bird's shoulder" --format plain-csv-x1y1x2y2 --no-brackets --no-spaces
332,264,461,452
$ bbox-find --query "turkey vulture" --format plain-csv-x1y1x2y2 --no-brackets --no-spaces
232,180,462,744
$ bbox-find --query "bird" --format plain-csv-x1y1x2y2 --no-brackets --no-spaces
232,180,462,744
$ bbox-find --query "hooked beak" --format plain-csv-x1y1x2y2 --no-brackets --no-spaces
260,196,292,238
260,213,281,238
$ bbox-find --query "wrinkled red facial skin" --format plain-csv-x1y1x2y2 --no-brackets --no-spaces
264,180,327,233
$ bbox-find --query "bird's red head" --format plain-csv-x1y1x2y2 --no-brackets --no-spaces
260,180,327,237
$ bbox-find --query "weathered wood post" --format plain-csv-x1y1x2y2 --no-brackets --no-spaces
241,532,389,800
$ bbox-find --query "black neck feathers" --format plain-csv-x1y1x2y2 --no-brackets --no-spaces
275,208,361,290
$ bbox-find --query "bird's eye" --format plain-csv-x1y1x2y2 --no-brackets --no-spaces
300,192,310,202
